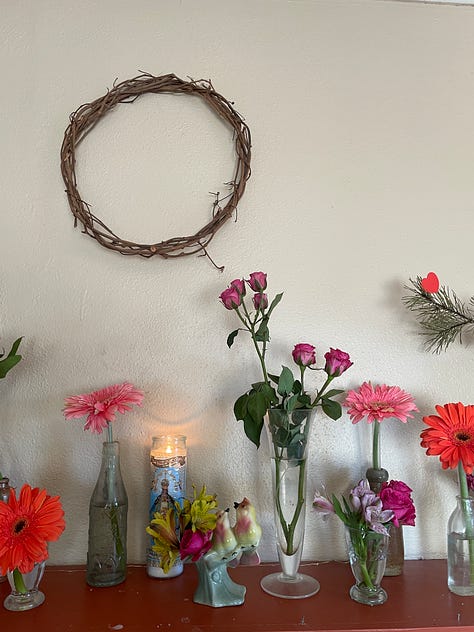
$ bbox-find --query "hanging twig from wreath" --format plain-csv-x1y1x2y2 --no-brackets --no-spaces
60,72,252,267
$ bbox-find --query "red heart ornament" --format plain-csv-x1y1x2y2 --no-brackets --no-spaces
421,272,439,293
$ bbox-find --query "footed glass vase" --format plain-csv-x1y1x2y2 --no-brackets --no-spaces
4,562,45,611
345,526,389,606
260,408,320,599
447,496,474,596
87,441,128,587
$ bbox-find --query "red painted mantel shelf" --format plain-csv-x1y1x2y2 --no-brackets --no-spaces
0,560,473,632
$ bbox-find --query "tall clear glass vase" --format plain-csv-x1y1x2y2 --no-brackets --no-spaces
260,408,320,599
87,441,128,587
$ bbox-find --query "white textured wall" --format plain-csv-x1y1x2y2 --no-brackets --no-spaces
2,0,474,566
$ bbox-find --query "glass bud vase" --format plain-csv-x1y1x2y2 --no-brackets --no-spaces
87,441,128,587
260,408,320,599
447,496,474,596
4,562,46,611
345,526,389,606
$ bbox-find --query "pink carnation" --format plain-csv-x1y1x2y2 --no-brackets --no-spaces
344,382,417,424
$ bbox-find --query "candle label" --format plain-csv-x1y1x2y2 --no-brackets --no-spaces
147,455,186,574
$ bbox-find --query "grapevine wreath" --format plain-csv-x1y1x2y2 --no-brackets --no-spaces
60,72,252,265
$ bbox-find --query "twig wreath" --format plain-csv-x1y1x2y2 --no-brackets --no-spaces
60,72,252,267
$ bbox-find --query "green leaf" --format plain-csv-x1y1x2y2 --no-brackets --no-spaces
266,292,283,317
226,330,239,348
243,414,263,448
285,394,299,412
297,394,311,408
0,337,23,379
247,391,267,426
331,495,349,525
292,379,302,395
254,318,269,342
323,389,344,398
321,399,342,420
277,366,295,397
233,394,249,421
268,373,280,385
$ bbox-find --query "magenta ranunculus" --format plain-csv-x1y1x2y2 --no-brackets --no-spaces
253,293,268,311
179,529,213,562
380,480,416,527
246,271,267,292
324,348,353,377
219,286,242,310
292,343,316,367
230,278,246,297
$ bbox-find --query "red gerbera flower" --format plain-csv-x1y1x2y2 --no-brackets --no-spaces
0,484,65,575
421,402,474,473
63,382,144,434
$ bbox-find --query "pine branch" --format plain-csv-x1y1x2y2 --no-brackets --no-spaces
402,276,474,353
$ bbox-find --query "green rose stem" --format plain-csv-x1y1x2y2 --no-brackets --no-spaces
13,568,28,594
236,304,269,384
105,422,124,559
458,462,474,584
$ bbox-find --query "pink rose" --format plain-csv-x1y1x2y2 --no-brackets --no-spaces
253,293,268,311
246,271,267,292
380,480,416,527
219,287,242,310
292,343,316,367
179,529,213,562
324,348,353,377
230,279,246,297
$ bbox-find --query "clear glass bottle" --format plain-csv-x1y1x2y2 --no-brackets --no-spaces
87,441,128,587
147,435,187,578
447,496,474,596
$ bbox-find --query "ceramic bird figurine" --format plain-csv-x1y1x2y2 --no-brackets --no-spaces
211,508,238,556
232,497,262,565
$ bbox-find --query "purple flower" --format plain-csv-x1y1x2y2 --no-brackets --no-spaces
324,348,353,377
179,529,213,562
253,293,268,311
349,479,377,514
219,287,242,310
364,499,394,535
246,272,267,292
380,480,416,527
292,343,316,367
312,490,335,515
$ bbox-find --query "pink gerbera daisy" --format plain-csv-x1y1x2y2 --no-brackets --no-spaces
63,382,144,435
344,382,418,424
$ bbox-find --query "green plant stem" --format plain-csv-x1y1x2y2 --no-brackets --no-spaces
458,463,474,584
12,568,28,594
235,307,269,384
273,449,306,557
372,423,380,470
311,375,334,407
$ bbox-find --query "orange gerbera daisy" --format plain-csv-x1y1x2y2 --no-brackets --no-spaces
0,484,65,575
421,402,474,473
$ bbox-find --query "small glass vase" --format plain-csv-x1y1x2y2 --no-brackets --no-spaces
4,562,45,611
447,496,474,596
87,441,128,587
345,526,389,606
260,408,320,599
